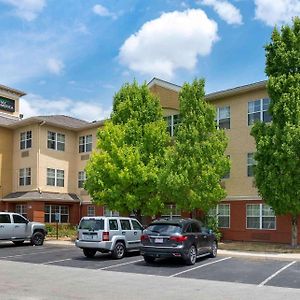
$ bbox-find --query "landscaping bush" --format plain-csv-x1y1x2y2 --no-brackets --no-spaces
45,224,77,240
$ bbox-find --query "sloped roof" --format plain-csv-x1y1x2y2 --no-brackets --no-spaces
2,191,81,202
0,113,20,127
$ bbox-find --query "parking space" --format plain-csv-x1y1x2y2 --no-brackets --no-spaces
0,242,299,290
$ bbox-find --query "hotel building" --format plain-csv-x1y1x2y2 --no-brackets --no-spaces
0,79,299,244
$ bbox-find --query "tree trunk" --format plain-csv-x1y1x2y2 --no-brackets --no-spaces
135,209,142,223
291,215,298,248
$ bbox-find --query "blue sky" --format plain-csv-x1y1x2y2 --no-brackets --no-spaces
0,0,299,121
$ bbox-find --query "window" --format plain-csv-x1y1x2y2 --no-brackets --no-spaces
13,214,28,223
248,98,272,125
47,131,65,151
109,219,119,230
87,206,95,217
216,106,230,129
104,207,119,217
131,220,143,231
78,171,86,188
164,114,180,137
19,168,31,186
20,131,32,150
209,204,230,228
120,219,131,230
0,214,11,223
161,204,181,219
44,205,69,223
222,155,230,179
15,204,27,218
79,135,92,153
246,204,276,230
47,168,64,187
247,153,256,177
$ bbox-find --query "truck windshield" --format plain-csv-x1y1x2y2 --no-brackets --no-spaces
79,219,104,231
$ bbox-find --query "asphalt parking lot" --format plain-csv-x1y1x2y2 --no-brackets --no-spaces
0,241,299,290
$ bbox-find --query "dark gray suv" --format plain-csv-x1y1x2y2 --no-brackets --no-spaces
140,218,217,265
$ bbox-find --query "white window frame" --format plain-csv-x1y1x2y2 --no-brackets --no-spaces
20,131,32,150
19,168,31,186
79,135,92,153
248,98,271,126
161,204,181,219
78,171,86,188
15,204,27,218
164,114,180,137
209,204,230,228
104,207,119,217
216,106,230,129
47,131,65,151
44,205,69,223
47,168,64,187
246,204,276,230
87,206,95,217
247,153,256,177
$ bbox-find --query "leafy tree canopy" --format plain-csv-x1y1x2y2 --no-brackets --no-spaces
161,79,230,213
84,81,170,217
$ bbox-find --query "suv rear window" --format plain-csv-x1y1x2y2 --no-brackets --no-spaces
146,223,182,235
79,219,104,230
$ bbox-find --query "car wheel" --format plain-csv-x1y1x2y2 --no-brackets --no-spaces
13,240,24,246
83,248,97,258
31,232,45,246
209,241,218,258
112,242,125,259
143,256,155,264
185,245,197,265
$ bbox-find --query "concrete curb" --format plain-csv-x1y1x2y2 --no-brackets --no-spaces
45,239,300,260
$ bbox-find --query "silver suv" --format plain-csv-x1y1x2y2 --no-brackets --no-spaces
0,212,47,246
75,216,143,259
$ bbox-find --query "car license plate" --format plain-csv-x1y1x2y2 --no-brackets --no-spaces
155,238,163,243
84,235,94,240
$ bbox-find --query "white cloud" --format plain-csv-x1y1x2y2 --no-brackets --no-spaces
20,94,112,122
200,0,243,25
119,9,219,79
93,4,117,19
254,0,300,26
0,0,46,21
46,58,64,75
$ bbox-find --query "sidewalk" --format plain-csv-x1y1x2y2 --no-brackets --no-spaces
45,239,300,261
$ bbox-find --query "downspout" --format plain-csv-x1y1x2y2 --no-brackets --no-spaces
37,121,46,192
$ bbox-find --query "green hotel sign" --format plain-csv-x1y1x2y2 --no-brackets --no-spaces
0,96,15,112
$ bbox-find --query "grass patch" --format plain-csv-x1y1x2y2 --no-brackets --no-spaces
219,241,300,253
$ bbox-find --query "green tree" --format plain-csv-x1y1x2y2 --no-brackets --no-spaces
161,79,230,214
251,17,300,247
84,81,170,221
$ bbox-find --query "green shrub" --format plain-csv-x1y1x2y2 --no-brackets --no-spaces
45,224,77,239
200,216,222,242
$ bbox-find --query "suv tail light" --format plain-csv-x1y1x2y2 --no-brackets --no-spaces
141,234,149,241
170,235,188,243
102,231,109,241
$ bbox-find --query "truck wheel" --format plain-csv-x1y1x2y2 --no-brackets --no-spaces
31,232,45,246
112,242,125,259
83,249,97,258
13,241,24,246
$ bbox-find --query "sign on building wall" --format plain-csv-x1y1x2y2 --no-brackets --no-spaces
0,96,15,112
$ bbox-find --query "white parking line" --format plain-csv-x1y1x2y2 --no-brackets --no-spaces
99,259,144,270
43,258,73,265
0,248,71,259
169,257,232,278
258,261,297,287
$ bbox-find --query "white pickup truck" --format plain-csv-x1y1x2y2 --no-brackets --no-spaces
0,212,47,246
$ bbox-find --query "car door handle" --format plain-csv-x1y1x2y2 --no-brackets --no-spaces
122,231,126,235
134,231,137,235
203,235,207,239
15,225,20,228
